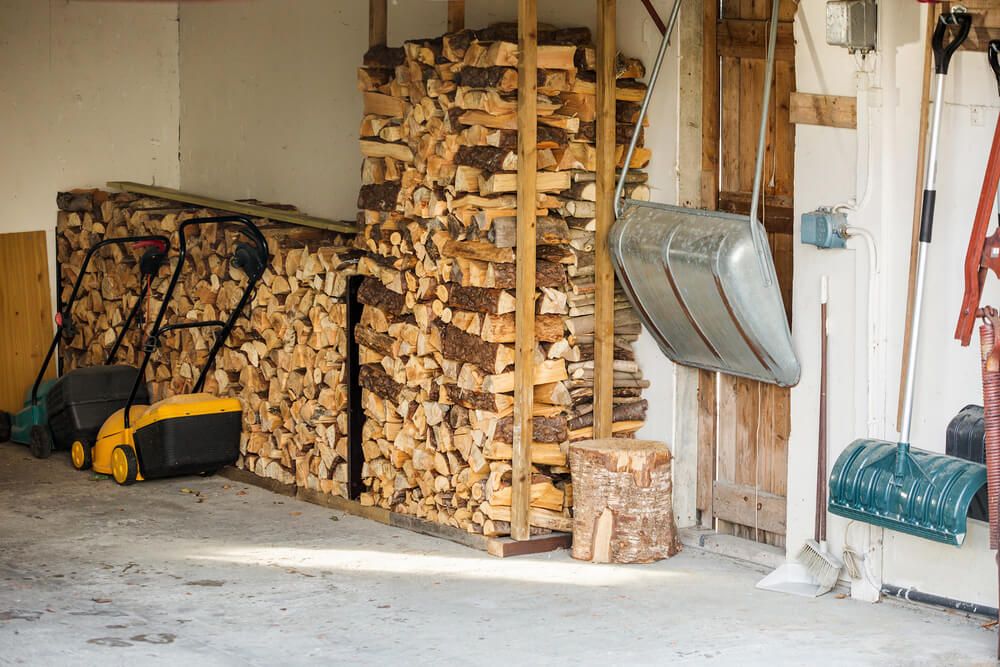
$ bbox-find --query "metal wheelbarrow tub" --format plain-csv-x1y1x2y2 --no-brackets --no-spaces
610,201,800,387
829,439,987,546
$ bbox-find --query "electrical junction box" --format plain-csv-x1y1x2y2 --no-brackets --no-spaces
801,208,847,249
826,0,877,54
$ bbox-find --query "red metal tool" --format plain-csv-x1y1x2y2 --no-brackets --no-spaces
956,41,1000,345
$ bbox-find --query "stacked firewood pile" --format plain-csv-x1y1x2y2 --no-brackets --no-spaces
56,189,358,494
354,24,650,536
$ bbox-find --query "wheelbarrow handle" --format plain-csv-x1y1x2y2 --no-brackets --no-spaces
932,12,971,75
613,0,683,218
989,40,1000,96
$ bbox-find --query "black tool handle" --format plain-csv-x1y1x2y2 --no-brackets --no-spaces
989,40,1000,96
933,12,971,75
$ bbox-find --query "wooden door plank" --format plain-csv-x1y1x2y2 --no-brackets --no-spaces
738,56,761,196
0,231,53,413
774,60,795,200
734,377,761,540
712,480,786,535
715,373,739,535
593,0,616,439
701,0,720,209
720,57,741,194
696,369,718,528
511,0,538,542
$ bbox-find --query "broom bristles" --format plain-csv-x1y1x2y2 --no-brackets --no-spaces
797,539,843,593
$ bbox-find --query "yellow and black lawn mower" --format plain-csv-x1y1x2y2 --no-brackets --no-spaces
83,216,268,484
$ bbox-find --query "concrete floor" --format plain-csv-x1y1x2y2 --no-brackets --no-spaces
0,443,995,666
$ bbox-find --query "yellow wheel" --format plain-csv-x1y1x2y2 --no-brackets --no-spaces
71,440,92,470
111,445,138,485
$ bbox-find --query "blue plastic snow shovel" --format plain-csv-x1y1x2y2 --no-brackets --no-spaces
828,11,987,547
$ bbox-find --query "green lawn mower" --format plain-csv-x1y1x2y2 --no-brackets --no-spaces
0,234,169,458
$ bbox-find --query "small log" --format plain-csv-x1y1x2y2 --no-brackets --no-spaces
569,439,681,563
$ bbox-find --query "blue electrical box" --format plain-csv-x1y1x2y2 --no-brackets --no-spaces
801,208,847,249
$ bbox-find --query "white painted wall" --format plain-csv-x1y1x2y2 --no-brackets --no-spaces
0,0,180,298
792,1,997,606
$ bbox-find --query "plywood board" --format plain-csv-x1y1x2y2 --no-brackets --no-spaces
0,231,53,413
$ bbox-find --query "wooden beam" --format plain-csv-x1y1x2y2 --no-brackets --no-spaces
899,3,939,426
105,181,358,234
369,0,387,48
593,0,616,439
699,0,720,530
512,0,538,543
789,92,857,129
448,0,465,33
672,0,705,530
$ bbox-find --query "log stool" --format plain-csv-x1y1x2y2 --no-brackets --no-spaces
569,439,681,563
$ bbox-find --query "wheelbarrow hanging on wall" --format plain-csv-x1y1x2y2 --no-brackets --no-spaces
828,11,986,547
609,0,800,387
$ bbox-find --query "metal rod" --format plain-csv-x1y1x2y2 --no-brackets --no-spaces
899,74,946,445
613,0,683,218
747,0,781,286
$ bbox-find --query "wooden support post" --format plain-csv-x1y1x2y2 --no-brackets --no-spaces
672,0,705,529
512,0,538,542
698,0,720,530
593,0,616,439
369,0,387,47
448,0,465,33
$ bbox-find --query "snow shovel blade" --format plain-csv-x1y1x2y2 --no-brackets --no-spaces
828,439,987,546
610,201,800,387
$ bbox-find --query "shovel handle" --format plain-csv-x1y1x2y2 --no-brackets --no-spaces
932,12,971,75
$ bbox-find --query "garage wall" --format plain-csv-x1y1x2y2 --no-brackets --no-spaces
0,0,181,298
791,1,997,606
176,0,679,448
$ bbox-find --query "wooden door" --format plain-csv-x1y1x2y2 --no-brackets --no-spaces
0,231,54,413
699,0,796,548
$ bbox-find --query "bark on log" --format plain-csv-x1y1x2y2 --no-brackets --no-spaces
569,439,681,563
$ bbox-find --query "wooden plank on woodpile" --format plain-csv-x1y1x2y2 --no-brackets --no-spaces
106,181,357,234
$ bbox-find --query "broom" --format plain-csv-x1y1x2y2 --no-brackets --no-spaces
797,277,843,594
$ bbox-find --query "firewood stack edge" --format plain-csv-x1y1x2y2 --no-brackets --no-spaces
56,190,359,493
353,23,651,536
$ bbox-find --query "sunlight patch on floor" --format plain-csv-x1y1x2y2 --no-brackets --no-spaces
192,546,685,586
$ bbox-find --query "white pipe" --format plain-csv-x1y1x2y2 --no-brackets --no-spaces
843,226,880,438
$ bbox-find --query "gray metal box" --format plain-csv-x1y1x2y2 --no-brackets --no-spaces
826,0,877,53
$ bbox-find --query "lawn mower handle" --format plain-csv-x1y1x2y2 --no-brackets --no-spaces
123,216,269,426
990,40,1000,95
31,234,170,407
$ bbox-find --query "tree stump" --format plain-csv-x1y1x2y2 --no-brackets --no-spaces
569,439,681,563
